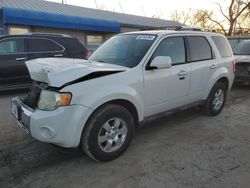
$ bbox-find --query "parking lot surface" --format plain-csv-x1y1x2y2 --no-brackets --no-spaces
1,85,250,188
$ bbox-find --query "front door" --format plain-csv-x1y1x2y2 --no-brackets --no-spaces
143,36,191,117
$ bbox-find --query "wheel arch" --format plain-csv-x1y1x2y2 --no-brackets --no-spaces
202,68,230,100
217,77,229,90
87,99,140,127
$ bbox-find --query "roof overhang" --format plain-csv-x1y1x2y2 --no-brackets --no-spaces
1,7,120,33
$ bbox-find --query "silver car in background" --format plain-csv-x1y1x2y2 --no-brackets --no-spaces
233,40,250,83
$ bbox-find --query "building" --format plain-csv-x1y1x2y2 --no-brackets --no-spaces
0,0,183,50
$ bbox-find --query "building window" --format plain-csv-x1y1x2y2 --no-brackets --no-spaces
86,35,103,51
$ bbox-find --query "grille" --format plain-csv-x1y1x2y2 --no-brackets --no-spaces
23,81,48,109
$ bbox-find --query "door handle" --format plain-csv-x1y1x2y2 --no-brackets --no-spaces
16,57,26,61
54,54,63,57
178,70,188,77
210,64,217,69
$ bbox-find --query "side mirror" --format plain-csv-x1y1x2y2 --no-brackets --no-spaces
150,56,172,69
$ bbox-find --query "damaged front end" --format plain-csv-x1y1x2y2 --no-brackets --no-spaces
23,81,50,109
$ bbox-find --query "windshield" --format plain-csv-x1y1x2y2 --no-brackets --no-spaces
233,41,250,55
88,34,156,68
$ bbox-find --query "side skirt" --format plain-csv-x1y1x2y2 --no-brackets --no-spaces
139,100,204,127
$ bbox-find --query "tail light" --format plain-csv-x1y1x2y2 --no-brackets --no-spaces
84,50,92,58
232,59,236,73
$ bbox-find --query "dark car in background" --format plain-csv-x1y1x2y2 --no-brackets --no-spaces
0,33,90,90
233,40,250,83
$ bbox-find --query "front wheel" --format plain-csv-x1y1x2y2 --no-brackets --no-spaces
81,104,135,162
203,82,227,116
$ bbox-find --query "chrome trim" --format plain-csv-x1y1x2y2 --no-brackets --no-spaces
16,57,26,61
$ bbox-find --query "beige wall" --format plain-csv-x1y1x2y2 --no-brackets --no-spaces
121,27,140,33
9,25,30,35
8,24,141,49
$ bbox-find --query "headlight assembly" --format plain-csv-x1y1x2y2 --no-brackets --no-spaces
38,90,72,111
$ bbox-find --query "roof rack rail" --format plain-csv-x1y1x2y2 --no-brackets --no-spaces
155,26,202,31
25,32,72,37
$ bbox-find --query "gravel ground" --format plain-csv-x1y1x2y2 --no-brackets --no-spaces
0,85,250,188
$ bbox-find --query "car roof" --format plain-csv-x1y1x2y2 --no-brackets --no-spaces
122,30,224,37
0,33,72,39
238,40,250,44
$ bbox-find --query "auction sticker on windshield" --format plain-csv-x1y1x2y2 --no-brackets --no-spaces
136,35,155,40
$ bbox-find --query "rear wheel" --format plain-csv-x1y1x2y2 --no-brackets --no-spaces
203,82,227,116
81,104,135,161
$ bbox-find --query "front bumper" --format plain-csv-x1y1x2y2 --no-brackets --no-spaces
11,97,93,147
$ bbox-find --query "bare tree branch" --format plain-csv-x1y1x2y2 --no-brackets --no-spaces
216,2,230,21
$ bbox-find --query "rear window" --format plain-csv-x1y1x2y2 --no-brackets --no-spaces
28,38,64,52
212,36,232,57
188,36,213,62
233,41,250,55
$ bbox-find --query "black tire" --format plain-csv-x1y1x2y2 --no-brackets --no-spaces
81,104,135,162
203,81,227,116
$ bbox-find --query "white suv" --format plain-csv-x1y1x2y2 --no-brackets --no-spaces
11,30,235,161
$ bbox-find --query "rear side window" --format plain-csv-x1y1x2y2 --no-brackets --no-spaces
188,36,213,62
212,36,232,57
0,38,25,54
64,38,88,53
28,38,64,52
152,37,186,65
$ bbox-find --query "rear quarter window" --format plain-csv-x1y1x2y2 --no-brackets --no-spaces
188,36,213,62
211,36,232,58
63,38,88,52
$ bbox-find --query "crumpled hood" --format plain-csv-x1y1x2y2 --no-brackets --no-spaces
25,58,129,87
234,55,250,63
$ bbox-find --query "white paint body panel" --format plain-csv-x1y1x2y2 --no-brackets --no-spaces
13,31,235,147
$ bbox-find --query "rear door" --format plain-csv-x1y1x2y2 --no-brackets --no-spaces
0,37,30,86
27,37,65,60
187,36,216,102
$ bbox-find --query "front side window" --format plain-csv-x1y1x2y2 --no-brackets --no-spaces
89,34,156,68
188,36,213,62
152,37,186,65
0,38,25,54
212,36,232,58
28,38,64,52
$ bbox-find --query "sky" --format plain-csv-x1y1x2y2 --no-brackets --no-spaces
47,0,222,20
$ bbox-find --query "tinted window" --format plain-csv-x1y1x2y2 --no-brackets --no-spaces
89,34,156,68
233,41,250,55
212,36,232,57
0,38,25,54
28,38,63,52
64,38,88,52
152,37,185,65
188,36,212,62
